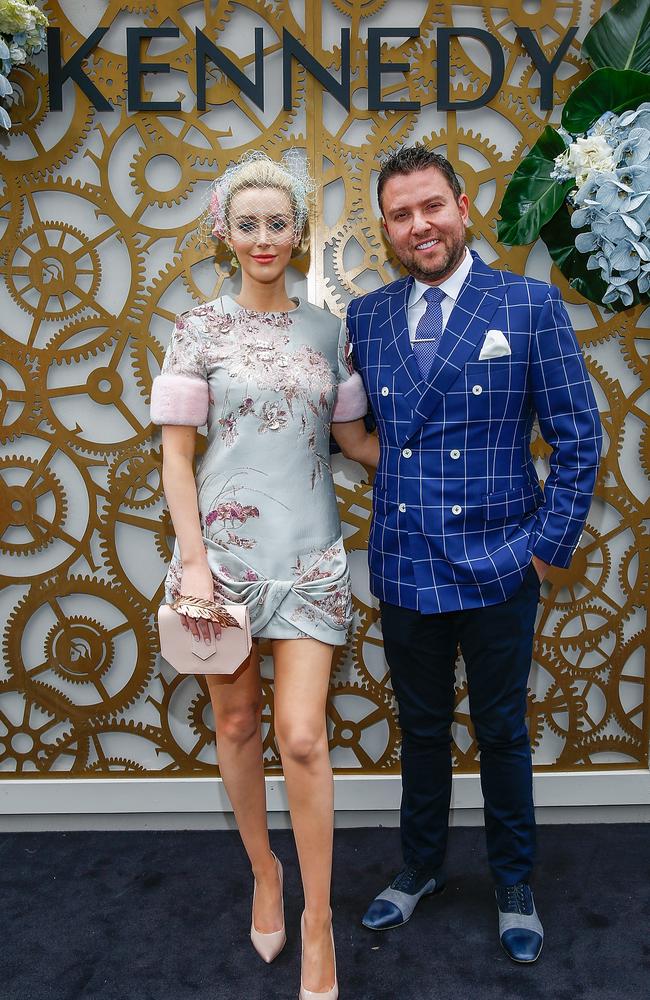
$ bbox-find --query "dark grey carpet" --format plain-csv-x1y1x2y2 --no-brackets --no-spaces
1,825,648,1000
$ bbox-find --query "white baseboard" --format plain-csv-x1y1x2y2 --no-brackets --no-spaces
1,771,649,829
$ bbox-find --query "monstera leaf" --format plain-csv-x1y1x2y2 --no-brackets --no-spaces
562,67,650,133
582,0,650,73
497,127,573,246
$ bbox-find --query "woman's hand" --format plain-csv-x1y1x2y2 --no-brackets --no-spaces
178,560,221,643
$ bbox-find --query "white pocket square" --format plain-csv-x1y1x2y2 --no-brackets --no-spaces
478,329,511,360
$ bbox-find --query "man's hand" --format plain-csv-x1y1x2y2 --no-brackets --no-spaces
532,555,550,583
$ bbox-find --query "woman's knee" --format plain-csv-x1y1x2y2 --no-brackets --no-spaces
216,700,262,745
276,722,327,765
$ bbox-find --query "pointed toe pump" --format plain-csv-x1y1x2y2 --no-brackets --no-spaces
250,853,286,963
299,913,338,1000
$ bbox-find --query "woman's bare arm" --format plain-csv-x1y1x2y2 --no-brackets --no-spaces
331,419,380,467
161,424,215,640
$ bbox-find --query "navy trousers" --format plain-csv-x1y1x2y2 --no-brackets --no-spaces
380,563,541,886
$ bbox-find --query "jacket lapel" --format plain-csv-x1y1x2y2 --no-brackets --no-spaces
403,253,507,441
376,276,425,404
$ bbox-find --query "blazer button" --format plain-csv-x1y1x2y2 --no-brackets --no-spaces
472,384,483,395
402,448,412,458
398,503,406,513
452,504,462,515
381,386,389,396
450,449,460,459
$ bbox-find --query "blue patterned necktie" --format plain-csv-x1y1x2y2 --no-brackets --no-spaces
412,285,446,377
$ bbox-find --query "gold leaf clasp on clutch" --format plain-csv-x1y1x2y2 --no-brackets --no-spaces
169,595,242,630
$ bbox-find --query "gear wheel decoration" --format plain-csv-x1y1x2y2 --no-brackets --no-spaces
0,440,101,585
3,576,157,725
327,681,400,771
0,61,95,186
0,1,647,778
0,336,41,444
0,680,73,773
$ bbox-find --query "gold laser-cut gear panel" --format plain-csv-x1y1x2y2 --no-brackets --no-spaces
0,1,647,778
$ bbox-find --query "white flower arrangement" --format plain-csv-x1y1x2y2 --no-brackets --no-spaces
0,0,48,130
550,105,650,307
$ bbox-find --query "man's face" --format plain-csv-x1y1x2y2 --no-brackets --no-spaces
380,166,470,284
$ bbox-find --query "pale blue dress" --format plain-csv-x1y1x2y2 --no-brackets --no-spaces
154,295,358,646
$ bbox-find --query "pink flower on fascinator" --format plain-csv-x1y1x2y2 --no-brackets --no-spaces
209,183,226,238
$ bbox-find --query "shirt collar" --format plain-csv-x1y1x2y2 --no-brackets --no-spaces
409,247,472,307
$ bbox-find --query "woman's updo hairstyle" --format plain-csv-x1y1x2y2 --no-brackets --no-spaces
204,150,315,259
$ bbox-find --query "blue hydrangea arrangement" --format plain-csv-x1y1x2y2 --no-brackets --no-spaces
550,106,650,307
0,1,48,130
498,0,650,312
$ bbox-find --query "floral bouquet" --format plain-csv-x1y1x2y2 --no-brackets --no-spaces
0,0,48,130
497,0,650,312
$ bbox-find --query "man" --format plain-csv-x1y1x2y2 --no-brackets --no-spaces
347,145,602,962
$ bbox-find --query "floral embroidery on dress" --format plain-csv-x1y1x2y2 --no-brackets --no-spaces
259,400,288,433
165,301,338,489
161,297,355,644
289,544,350,628
291,586,351,628
218,411,238,446
205,501,260,528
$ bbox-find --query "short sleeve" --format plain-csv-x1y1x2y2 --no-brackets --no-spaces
150,312,210,426
332,318,368,423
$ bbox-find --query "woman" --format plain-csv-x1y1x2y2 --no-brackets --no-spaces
151,151,378,999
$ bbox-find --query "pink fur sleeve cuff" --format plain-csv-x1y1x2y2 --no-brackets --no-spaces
150,374,209,426
332,372,368,422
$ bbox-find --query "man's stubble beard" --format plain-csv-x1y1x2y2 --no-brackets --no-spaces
393,232,467,284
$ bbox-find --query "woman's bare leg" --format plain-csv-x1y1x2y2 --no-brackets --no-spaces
273,638,336,992
206,644,282,933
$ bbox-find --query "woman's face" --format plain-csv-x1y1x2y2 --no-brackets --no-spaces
227,186,296,284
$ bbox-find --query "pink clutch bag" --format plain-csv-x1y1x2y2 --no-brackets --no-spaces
158,597,252,675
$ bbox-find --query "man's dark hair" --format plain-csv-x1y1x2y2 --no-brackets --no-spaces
377,145,462,212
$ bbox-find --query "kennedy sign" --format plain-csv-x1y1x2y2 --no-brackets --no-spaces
47,25,578,115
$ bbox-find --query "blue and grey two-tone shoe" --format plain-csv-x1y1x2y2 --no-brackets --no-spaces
361,866,445,931
495,882,544,963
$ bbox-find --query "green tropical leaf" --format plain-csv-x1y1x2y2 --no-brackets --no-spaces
562,67,650,133
540,206,644,312
582,0,650,73
497,127,573,246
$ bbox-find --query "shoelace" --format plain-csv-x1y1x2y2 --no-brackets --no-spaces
500,883,533,914
391,867,429,893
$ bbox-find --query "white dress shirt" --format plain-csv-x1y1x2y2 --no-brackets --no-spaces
407,248,473,343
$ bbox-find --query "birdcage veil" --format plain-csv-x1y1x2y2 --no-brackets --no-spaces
198,149,316,254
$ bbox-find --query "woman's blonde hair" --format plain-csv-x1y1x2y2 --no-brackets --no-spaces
207,151,315,258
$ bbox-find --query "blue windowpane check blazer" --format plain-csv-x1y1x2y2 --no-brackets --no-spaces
347,252,603,615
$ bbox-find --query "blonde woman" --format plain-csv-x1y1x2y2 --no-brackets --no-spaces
151,152,378,999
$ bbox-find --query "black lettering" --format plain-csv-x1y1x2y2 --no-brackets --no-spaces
516,27,578,112
196,27,264,112
47,27,112,111
283,29,350,111
437,28,505,111
368,28,420,112
126,27,181,112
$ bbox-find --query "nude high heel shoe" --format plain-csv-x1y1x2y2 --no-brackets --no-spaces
250,853,286,963
299,912,338,1000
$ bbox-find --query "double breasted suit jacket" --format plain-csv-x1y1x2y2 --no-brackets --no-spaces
347,251,603,615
